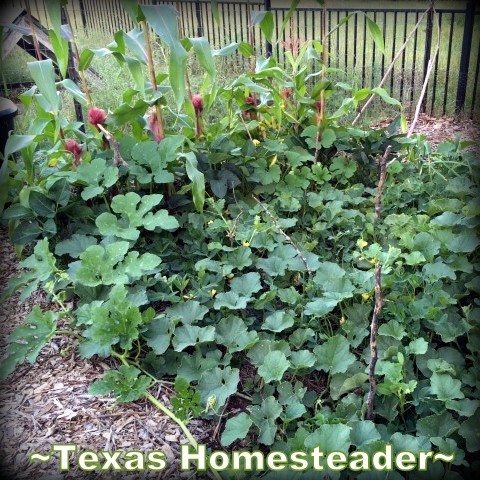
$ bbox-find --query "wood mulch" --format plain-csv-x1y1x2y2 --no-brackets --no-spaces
0,113,478,479
0,230,212,479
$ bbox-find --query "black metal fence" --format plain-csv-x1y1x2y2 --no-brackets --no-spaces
5,0,480,117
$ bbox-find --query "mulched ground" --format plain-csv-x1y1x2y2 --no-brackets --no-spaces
0,113,478,479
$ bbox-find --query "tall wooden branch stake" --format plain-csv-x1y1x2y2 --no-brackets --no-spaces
366,145,391,421
407,6,440,138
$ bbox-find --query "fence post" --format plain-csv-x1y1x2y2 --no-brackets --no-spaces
264,0,272,57
195,0,203,37
421,5,433,113
455,0,475,113
76,0,88,33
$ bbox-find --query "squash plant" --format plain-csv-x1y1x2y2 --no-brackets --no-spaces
0,2,479,479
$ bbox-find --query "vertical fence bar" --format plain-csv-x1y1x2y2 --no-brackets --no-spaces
399,11,407,104
390,11,397,97
409,10,419,113
371,11,377,88
344,10,348,71
442,13,455,115
430,11,442,115
362,13,367,86
421,5,433,112
353,12,358,78
195,0,203,37
381,11,386,79
264,0,272,57
327,10,331,67
470,41,480,116
455,0,475,113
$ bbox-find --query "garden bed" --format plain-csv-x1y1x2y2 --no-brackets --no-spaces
0,114,478,479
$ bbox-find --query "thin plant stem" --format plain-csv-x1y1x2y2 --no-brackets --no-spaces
142,20,165,141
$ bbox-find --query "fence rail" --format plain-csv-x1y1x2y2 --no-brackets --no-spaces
4,0,480,117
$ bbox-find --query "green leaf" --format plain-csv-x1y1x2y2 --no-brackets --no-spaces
330,372,369,401
28,191,56,218
88,365,151,402
321,128,336,148
197,366,239,409
55,234,97,258
142,5,187,109
257,351,290,383
170,376,203,422
142,317,172,355
423,261,456,281
48,178,71,206
187,37,215,80
73,158,119,201
11,220,42,245
215,316,258,353
447,231,480,253
304,297,338,317
96,192,179,240
1,204,31,221
166,301,208,325
27,60,60,113
74,242,129,286
79,49,95,71
82,285,144,355
124,28,148,64
120,0,145,23
184,152,205,213
230,272,262,297
371,87,402,107
458,411,480,452
279,0,301,39
1,238,58,301
365,16,385,54
220,413,253,446
349,420,381,447
252,11,274,43
0,307,58,381
0,157,9,213
261,311,295,333
249,396,282,445
378,320,406,340
44,0,62,33
213,291,249,310
3,135,36,160
430,372,465,401
290,350,316,370
406,338,428,355
304,424,351,454
417,411,460,438
125,57,145,92
172,325,215,351
211,0,219,23
314,335,355,374
48,30,69,79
